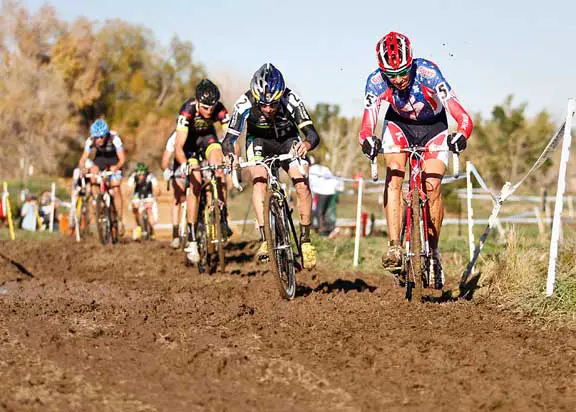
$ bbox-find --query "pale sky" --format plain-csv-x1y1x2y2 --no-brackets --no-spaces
22,0,576,121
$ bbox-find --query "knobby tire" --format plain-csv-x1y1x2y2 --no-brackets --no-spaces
407,192,423,302
264,191,296,300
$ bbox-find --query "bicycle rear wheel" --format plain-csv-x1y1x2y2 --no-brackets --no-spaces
264,191,296,300
406,192,423,302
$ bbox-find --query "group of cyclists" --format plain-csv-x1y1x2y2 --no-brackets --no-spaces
76,31,473,288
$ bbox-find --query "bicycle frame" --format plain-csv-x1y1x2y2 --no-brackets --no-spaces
235,152,305,299
374,144,457,300
92,171,119,245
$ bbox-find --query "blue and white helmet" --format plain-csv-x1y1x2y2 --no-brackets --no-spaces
250,63,286,104
90,119,109,138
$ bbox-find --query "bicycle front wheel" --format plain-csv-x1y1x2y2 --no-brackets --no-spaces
213,205,226,273
80,196,91,236
141,209,151,240
95,195,110,245
108,198,119,244
406,192,423,301
264,191,296,300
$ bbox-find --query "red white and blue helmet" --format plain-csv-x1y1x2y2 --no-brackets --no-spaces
376,32,413,75
250,63,286,104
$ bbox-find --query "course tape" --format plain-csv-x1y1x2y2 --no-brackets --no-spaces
459,121,567,293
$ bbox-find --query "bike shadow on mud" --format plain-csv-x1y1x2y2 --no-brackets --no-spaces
223,241,259,274
296,278,377,297
421,272,482,303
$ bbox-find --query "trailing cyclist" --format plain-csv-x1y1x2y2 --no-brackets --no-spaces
174,79,231,263
161,129,187,248
222,63,320,270
128,162,160,240
78,119,127,236
359,31,473,288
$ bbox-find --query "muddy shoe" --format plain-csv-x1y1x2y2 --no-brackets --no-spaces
381,241,403,271
185,241,200,263
132,226,142,241
256,241,269,263
430,254,445,290
302,242,317,270
170,237,181,249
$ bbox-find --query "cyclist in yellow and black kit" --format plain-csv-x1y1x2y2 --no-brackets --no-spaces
222,63,320,269
174,79,230,263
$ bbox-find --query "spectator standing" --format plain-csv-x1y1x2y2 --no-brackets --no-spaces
308,155,343,235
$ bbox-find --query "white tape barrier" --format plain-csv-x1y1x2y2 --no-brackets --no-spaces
459,192,575,205
353,178,364,267
308,170,466,188
547,98,575,296
460,107,571,293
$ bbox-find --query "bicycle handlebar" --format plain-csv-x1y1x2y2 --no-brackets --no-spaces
232,152,304,191
371,145,460,181
236,152,296,169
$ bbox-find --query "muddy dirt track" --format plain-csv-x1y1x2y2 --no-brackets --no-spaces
0,238,575,411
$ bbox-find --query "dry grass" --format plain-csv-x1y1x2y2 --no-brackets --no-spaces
480,229,576,326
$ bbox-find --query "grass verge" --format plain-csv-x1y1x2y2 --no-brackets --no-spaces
479,230,576,327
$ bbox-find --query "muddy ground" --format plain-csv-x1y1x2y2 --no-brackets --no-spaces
0,238,574,411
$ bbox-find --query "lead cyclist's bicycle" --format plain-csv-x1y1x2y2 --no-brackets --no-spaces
372,145,459,301
233,152,305,300
93,171,120,245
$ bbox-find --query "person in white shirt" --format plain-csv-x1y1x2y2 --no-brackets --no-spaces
308,155,343,235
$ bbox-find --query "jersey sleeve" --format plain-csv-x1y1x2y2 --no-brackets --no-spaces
83,137,93,153
111,133,124,150
176,100,193,132
285,90,314,130
222,93,252,147
359,71,387,144
127,173,136,188
214,102,230,124
428,63,473,138
285,90,320,149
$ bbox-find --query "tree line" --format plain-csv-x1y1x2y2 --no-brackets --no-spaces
0,0,563,194
0,0,204,177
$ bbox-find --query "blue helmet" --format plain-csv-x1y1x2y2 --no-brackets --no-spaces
90,119,110,138
250,63,285,104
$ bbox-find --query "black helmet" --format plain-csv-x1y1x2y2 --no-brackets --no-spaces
195,79,220,106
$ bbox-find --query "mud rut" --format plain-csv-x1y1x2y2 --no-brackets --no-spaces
0,238,574,412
